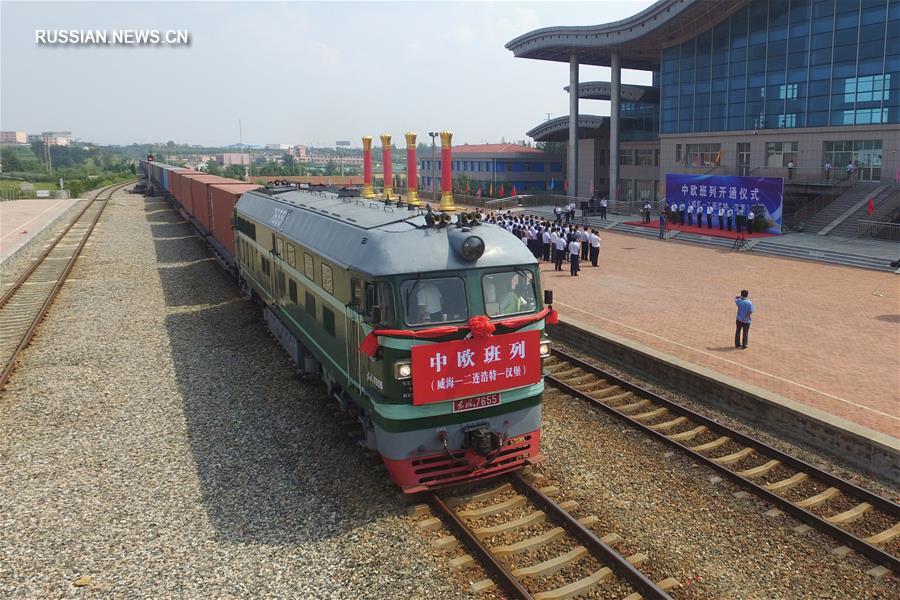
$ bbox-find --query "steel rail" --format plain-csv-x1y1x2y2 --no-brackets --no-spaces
0,181,132,389
546,348,900,572
510,471,672,600
425,492,533,600
0,183,119,309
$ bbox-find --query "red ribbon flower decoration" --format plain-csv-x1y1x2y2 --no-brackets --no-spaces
467,315,496,338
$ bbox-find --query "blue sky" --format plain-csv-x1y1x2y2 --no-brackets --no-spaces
1,1,655,146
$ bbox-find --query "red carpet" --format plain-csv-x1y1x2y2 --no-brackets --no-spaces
624,221,778,239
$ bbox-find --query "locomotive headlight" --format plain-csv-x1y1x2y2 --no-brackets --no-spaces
539,341,551,358
394,361,412,380
461,236,485,262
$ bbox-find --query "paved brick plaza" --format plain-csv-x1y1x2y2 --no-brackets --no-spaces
542,230,900,439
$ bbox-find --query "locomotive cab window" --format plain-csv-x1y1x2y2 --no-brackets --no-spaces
351,279,363,310
365,281,395,326
400,277,468,326
482,270,537,318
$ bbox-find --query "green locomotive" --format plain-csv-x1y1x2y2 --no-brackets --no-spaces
233,187,554,492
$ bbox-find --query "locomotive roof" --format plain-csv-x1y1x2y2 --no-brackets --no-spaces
235,188,538,276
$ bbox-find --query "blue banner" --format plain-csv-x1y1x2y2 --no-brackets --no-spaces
665,174,784,234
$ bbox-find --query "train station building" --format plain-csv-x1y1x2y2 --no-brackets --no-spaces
507,0,900,203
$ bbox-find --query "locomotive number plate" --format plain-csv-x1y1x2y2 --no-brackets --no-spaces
453,393,500,413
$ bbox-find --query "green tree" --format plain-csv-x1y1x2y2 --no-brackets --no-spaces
1,146,23,171
206,159,222,175
324,160,337,175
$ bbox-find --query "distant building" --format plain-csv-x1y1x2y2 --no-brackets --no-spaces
23,132,71,146
215,152,251,166
306,151,364,167
419,143,563,193
0,131,28,145
265,143,291,150
293,145,308,160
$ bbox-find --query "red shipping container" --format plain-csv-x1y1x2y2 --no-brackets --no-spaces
208,183,261,258
187,175,232,233
173,170,204,213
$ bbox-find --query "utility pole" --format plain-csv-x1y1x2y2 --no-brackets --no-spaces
43,134,53,175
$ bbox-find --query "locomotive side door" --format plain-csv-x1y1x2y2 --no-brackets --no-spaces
345,277,366,389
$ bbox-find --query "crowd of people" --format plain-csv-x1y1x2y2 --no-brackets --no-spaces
482,210,602,276
663,201,756,233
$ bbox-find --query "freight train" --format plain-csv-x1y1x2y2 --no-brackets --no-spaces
140,157,555,493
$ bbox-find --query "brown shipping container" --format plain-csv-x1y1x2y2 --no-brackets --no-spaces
187,175,232,233
173,170,204,213
209,183,261,258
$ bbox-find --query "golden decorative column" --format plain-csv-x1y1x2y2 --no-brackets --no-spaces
439,130,456,211
361,136,374,198
405,132,421,206
381,134,393,199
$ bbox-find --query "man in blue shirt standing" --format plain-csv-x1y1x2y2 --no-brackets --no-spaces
734,289,754,349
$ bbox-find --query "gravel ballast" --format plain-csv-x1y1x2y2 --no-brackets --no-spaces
0,192,459,598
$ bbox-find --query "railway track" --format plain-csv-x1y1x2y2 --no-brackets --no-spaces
412,471,680,599
0,181,133,389
544,349,900,576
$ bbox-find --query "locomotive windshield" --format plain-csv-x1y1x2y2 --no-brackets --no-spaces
400,277,469,326
482,269,537,318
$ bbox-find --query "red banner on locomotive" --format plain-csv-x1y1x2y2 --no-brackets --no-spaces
411,330,542,404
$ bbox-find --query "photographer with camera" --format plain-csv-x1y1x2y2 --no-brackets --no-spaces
734,290,754,349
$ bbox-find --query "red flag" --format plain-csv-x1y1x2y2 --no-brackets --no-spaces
511,184,518,196
466,180,470,194
476,186,482,198
867,197,874,215
563,180,568,193
499,183,505,196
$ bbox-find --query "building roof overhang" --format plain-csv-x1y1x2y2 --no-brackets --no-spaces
505,0,748,69
527,116,608,142
564,81,660,103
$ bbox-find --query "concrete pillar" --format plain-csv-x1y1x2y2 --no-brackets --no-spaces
568,54,579,199
609,51,621,202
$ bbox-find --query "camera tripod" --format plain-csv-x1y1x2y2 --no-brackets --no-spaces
731,231,751,252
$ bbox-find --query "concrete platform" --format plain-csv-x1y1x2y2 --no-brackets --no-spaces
538,228,900,445
0,198,80,264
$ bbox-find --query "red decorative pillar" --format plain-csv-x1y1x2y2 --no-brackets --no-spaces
439,130,456,211
362,136,374,198
405,132,420,206
381,134,393,199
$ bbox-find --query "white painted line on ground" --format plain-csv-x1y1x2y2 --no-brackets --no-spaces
0,200,68,242
557,301,900,424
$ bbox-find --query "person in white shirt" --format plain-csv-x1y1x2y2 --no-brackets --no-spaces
554,232,567,271
554,205,562,224
747,210,755,234
416,282,443,322
541,228,551,261
578,227,589,261
643,201,652,224
549,229,559,264
589,229,602,267
678,202,686,225
726,206,734,231
706,204,714,228
599,197,608,220
687,203,695,226
717,205,725,230
568,236,580,276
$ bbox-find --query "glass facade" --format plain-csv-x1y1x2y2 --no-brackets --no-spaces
621,101,660,140
823,139,882,179
660,0,900,133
